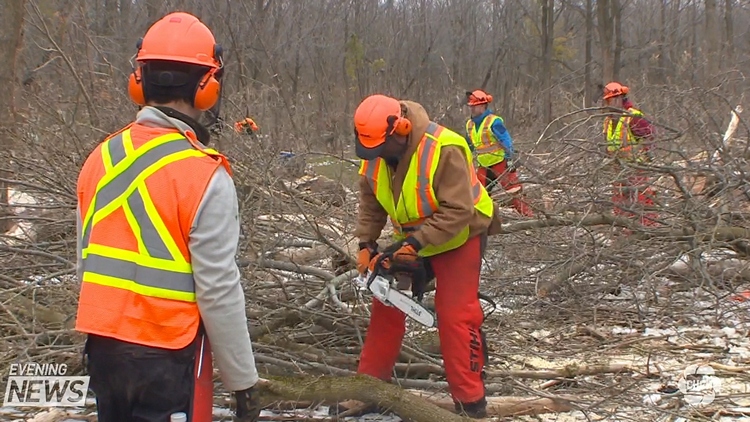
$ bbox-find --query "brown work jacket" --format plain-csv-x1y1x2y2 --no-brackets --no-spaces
354,100,503,248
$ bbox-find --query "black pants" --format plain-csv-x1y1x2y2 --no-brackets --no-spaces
85,334,196,422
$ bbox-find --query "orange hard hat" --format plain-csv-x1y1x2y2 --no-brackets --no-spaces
234,117,259,133
603,82,629,100
354,94,412,160
466,90,493,106
128,12,224,111
136,12,221,68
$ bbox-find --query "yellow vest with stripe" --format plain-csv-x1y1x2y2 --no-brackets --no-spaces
604,107,647,163
466,114,506,167
359,122,494,257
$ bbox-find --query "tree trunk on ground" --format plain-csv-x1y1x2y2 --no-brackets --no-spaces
255,375,574,421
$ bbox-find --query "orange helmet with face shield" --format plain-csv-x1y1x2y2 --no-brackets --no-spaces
602,82,629,100
466,90,493,106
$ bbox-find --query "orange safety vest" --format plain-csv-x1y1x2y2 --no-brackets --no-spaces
75,123,231,350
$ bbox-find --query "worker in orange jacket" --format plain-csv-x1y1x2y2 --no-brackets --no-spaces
602,82,658,226
75,12,260,422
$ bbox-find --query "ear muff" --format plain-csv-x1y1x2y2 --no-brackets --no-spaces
128,38,146,106
386,115,412,137
192,44,223,111
127,37,224,111
128,65,146,106
193,68,221,111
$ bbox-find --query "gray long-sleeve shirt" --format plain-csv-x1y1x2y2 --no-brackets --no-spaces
76,106,258,392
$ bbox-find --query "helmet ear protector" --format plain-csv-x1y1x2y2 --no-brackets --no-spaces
128,39,224,111
352,114,412,144
386,114,412,137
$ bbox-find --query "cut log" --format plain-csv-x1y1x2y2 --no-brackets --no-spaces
254,375,575,421
255,375,469,422
406,390,574,417
2,292,72,329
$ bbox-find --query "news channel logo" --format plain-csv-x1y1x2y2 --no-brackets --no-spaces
677,363,722,407
3,362,89,407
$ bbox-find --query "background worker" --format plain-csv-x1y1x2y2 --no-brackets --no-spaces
601,82,658,226
464,89,533,217
351,94,495,418
235,117,260,135
75,12,260,422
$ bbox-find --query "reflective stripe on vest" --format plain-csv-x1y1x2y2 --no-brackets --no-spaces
466,114,506,168
80,129,208,302
359,122,494,257
604,108,645,161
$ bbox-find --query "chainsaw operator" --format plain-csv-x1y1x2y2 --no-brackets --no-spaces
464,89,534,217
351,94,497,418
602,82,658,227
74,12,260,422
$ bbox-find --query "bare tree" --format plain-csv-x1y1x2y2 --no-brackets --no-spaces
540,0,554,123
0,0,26,232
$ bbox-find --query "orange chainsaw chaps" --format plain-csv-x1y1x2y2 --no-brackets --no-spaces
191,334,214,422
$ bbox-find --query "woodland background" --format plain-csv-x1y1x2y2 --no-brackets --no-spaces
2,0,750,421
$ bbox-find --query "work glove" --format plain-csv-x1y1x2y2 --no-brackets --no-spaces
357,241,379,275
233,386,261,422
369,236,422,272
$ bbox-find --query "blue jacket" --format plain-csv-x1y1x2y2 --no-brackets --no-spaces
466,109,514,159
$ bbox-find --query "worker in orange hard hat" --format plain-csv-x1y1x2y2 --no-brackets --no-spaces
235,117,260,134
75,12,260,422
602,81,658,227
465,89,533,217
343,94,500,419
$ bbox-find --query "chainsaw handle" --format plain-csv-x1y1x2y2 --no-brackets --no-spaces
366,253,392,288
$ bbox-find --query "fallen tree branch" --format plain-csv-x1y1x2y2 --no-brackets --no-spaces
497,214,635,235
255,375,575,421
486,363,631,380
406,389,575,418
244,257,335,281
249,269,358,339
256,375,467,422
393,362,632,381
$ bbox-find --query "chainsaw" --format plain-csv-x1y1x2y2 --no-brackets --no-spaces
352,256,436,328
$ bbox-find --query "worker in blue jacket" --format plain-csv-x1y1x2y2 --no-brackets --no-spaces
464,89,533,216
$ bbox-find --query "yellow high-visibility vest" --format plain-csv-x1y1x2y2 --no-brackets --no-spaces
604,107,647,162
466,114,505,167
359,122,494,257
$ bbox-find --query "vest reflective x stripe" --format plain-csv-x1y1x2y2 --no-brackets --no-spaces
76,123,230,350
604,107,646,162
359,122,494,257
466,114,506,167
80,129,206,302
